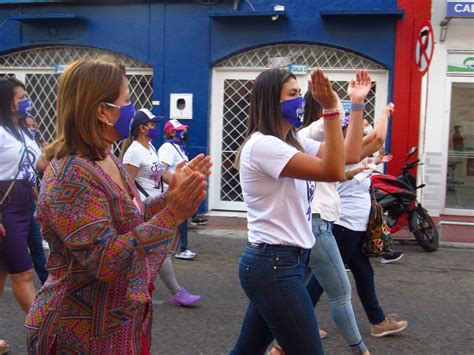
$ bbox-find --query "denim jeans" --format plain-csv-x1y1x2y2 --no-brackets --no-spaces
27,203,49,284
306,217,366,352
178,220,188,252
230,243,323,355
332,224,385,324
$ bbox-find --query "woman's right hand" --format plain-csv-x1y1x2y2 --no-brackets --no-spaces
165,162,207,224
308,68,339,110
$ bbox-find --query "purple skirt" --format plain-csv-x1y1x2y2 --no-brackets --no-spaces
0,179,34,274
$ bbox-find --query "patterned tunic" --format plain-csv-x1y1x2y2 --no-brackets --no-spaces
25,154,176,354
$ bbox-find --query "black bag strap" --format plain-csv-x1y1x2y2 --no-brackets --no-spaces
134,181,150,198
166,141,187,162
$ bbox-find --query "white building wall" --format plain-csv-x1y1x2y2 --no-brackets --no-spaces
421,1,474,216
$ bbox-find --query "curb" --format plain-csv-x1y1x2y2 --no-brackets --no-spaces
439,241,474,249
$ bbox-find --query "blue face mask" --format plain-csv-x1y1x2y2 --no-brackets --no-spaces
175,130,185,140
147,127,160,140
17,98,33,117
105,102,136,141
281,97,305,128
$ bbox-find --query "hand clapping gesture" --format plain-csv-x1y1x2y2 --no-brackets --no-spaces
165,154,212,224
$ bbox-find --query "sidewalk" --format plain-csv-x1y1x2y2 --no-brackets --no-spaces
194,214,474,247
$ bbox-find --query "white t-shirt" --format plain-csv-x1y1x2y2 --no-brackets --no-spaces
0,126,41,182
298,122,341,222
157,141,189,190
335,163,372,231
240,132,321,249
123,140,164,200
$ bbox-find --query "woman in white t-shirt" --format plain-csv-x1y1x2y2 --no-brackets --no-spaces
0,78,48,351
157,120,197,260
230,69,346,355
122,109,201,307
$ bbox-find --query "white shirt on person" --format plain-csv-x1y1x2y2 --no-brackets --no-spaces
0,125,41,182
299,121,341,222
157,140,189,191
123,140,164,200
335,162,372,232
239,132,321,249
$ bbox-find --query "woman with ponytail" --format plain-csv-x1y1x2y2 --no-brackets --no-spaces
122,109,201,307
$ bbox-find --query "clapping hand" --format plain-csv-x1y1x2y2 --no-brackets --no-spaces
348,70,372,103
383,102,395,116
165,154,212,224
308,68,339,110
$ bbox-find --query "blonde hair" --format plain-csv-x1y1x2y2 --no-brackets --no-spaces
45,58,125,161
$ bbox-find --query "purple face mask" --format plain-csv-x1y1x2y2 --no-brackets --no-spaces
281,97,305,128
147,127,160,139
105,102,136,141
17,98,33,116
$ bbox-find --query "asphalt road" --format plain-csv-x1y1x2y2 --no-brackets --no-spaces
1,229,473,354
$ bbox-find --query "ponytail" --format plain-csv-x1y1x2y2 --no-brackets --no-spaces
119,126,141,161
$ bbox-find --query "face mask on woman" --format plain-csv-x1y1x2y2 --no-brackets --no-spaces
175,130,187,141
105,102,136,141
281,97,305,128
16,98,33,117
146,127,161,139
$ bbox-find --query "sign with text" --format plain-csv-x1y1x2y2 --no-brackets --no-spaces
447,0,474,17
287,64,307,75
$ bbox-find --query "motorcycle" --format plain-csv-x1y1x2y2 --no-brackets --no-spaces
371,146,439,252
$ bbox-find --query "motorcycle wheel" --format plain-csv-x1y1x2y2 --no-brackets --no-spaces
410,206,439,252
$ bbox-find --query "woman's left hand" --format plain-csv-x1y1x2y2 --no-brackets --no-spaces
348,70,372,103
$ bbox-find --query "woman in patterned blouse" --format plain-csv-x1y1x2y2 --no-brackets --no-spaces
25,58,211,354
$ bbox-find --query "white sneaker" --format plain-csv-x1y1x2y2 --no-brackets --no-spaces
174,249,197,260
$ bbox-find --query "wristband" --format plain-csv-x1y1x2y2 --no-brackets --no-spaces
322,108,340,115
350,102,365,112
322,112,340,120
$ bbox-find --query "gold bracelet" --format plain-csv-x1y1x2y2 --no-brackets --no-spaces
345,170,354,180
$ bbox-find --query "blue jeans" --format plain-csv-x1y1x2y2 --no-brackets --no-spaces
27,203,48,284
178,220,188,252
231,243,323,355
332,224,385,324
306,217,367,352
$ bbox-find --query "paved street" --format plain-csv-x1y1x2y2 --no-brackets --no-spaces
1,227,473,354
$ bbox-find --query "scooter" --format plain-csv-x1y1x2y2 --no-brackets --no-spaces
371,146,439,252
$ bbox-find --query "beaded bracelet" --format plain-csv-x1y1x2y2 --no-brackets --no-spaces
322,108,340,115
350,102,366,112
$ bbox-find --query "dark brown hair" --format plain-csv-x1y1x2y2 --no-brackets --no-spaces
234,68,302,169
44,58,125,161
301,90,323,128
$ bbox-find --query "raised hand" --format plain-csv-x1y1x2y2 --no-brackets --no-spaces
347,70,372,103
308,68,339,110
383,102,395,116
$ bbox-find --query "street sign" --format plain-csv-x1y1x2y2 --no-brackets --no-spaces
447,0,474,18
415,22,434,75
287,64,307,75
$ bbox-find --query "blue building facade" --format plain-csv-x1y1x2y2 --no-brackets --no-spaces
0,0,403,212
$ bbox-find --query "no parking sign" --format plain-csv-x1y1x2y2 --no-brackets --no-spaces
415,22,434,75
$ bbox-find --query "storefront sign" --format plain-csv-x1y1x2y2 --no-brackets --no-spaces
448,52,474,72
447,1,474,17
415,22,434,75
287,64,307,75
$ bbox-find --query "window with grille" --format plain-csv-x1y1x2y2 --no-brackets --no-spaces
0,46,153,153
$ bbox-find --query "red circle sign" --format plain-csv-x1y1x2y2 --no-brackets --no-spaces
415,22,434,75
